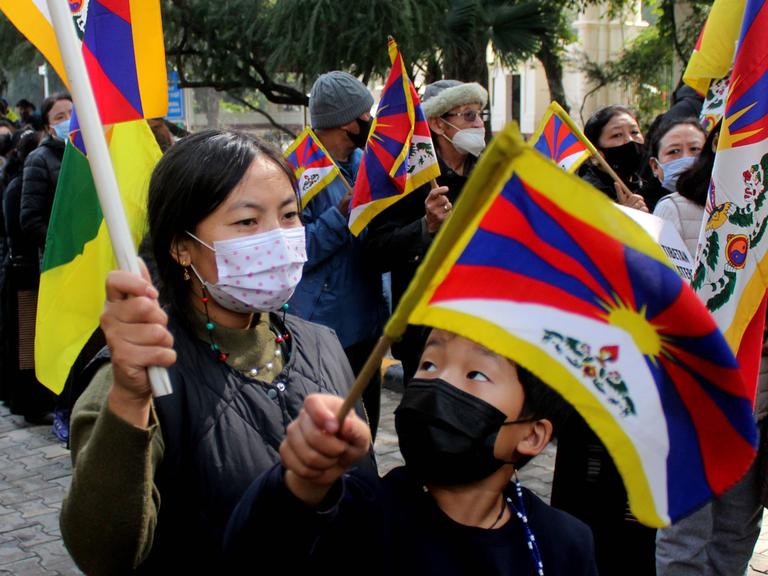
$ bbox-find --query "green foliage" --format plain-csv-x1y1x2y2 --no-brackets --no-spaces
729,207,754,228
579,0,713,127
265,0,443,84
162,0,307,104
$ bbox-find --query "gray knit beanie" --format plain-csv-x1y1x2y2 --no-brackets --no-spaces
309,71,374,129
421,80,488,118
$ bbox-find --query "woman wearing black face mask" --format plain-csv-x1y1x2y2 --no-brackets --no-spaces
577,105,648,212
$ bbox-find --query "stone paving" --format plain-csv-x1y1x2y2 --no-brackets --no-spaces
0,382,765,574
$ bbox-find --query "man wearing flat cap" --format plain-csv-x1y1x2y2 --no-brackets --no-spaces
363,80,489,381
289,71,386,436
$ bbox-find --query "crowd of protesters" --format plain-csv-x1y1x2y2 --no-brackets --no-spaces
0,75,765,575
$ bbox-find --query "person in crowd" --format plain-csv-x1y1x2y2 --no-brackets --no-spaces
19,92,73,441
0,97,19,125
578,105,649,211
59,130,374,575
0,128,50,421
363,80,488,382
553,110,660,575
224,328,597,575
0,119,17,177
288,71,386,437
20,92,72,250
653,120,767,575
651,119,712,257
15,99,42,131
642,116,706,212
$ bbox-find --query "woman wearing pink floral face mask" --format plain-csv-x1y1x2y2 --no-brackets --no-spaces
60,130,374,575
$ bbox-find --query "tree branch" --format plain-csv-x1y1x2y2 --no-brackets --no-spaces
226,93,299,138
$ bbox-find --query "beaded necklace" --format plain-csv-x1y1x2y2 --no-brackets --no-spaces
199,285,291,376
507,475,544,576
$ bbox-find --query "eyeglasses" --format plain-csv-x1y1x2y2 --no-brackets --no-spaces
441,109,489,123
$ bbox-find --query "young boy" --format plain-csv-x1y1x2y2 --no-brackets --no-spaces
224,329,597,575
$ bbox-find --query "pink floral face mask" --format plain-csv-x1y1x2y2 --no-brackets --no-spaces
186,227,307,313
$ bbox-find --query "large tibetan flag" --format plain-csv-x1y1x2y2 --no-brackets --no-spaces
530,101,592,173
683,0,746,96
693,0,768,400
36,121,161,394
387,122,757,527
284,128,342,208
348,37,440,236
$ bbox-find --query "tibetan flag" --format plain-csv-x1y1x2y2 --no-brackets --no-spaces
387,122,757,527
36,120,161,394
284,128,342,208
683,0,746,96
0,0,73,87
693,0,768,400
530,101,592,173
80,0,167,124
348,37,440,236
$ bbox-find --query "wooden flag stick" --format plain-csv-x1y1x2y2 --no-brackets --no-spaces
590,149,635,199
337,334,394,425
46,0,172,397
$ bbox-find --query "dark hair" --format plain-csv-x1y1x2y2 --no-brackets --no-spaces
514,365,571,469
648,116,705,158
15,99,35,110
583,105,638,148
676,122,720,207
517,366,570,435
40,92,72,127
2,128,42,186
147,130,298,324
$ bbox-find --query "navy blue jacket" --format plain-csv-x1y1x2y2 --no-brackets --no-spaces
289,148,385,348
225,464,598,575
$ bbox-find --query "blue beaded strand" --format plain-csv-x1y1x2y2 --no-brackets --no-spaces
507,476,544,576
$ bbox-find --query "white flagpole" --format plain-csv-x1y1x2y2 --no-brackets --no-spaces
46,0,172,397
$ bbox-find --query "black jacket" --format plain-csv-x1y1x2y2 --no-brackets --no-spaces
20,136,65,248
226,464,598,575
362,155,476,378
77,311,375,574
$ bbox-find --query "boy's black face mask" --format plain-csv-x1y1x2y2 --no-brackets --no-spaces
395,378,530,486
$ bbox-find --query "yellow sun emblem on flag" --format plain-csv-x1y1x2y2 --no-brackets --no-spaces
605,301,663,358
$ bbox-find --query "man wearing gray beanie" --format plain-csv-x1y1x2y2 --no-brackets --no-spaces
289,71,386,438
362,79,489,381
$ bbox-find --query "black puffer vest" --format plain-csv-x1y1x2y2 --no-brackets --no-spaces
87,312,373,574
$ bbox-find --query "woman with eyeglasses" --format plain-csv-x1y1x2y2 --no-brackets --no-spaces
363,80,489,382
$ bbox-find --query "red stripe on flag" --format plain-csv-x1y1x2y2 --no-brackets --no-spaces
543,116,556,154
82,45,142,122
523,181,637,309
481,194,613,302
431,264,607,319
662,358,756,494
96,0,132,23
736,295,767,405
727,3,768,104
649,286,717,338
663,344,750,399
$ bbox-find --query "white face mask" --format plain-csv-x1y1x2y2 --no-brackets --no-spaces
442,120,486,157
187,226,307,314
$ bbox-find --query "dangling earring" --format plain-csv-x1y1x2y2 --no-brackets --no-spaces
182,261,191,281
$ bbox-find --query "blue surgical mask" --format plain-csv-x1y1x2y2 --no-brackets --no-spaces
52,118,71,141
658,155,697,192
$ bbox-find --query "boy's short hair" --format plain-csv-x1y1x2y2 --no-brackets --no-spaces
516,365,572,437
